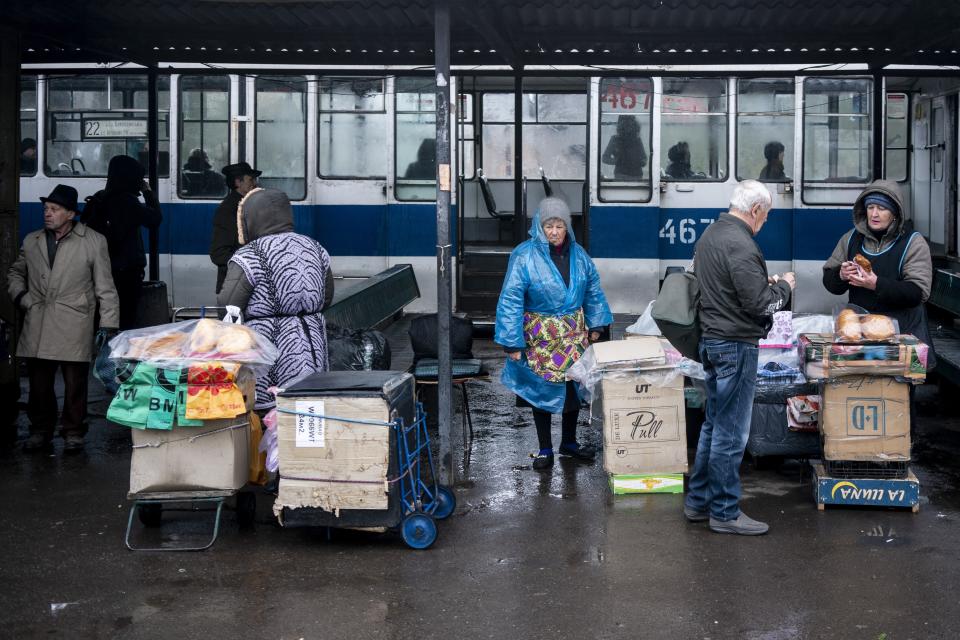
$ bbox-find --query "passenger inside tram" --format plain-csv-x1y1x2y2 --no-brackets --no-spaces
20,138,37,175
601,114,646,180
404,138,437,179
758,140,787,181
665,141,695,179
181,148,224,197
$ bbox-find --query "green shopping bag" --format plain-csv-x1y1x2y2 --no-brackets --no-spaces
107,363,204,429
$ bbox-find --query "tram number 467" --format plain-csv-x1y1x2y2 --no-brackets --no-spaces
659,218,715,245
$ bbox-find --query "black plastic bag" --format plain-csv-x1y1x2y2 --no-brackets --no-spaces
409,314,473,362
327,324,391,371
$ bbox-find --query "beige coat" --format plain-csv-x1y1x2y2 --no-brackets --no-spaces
7,222,119,362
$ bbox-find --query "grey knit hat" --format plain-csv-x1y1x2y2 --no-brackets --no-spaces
539,197,572,230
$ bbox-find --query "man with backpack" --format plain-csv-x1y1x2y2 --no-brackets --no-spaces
684,180,794,536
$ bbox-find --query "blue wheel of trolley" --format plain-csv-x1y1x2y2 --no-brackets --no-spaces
432,486,456,520
400,513,437,549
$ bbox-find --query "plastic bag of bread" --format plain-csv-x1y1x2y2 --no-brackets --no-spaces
832,306,899,343
107,317,278,366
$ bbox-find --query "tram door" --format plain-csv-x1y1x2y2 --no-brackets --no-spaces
456,78,589,317
914,96,957,255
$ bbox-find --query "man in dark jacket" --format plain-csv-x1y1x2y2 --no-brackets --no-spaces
82,155,162,330
685,180,795,536
210,162,260,293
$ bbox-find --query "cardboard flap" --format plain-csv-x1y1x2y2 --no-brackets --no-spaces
593,337,665,368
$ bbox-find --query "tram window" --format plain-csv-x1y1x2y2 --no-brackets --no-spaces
803,78,872,182
480,92,587,180
661,78,727,181
395,77,436,201
45,75,170,178
736,79,794,182
179,75,230,199
885,93,909,182
318,77,387,179
20,75,37,176
255,75,307,200
598,77,653,202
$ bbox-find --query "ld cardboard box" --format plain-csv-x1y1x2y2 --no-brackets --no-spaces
820,376,910,461
128,372,255,494
598,371,687,476
275,371,415,516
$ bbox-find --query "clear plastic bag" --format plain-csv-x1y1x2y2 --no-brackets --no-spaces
625,301,662,336
108,317,278,366
832,305,900,343
260,407,280,473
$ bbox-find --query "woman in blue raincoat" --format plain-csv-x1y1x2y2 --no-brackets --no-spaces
495,197,613,470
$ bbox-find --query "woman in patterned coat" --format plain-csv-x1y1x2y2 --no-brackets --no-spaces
217,188,334,409
494,197,612,471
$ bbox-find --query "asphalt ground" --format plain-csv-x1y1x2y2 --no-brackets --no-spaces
1,333,959,639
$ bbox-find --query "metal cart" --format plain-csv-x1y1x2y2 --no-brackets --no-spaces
276,402,455,550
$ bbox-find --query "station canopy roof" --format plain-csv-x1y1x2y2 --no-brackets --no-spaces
8,0,960,70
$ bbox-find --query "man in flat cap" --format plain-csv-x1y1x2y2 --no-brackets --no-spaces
210,162,261,293
8,185,119,453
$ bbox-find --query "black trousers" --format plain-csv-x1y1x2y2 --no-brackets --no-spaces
532,408,579,451
113,268,144,330
26,358,89,439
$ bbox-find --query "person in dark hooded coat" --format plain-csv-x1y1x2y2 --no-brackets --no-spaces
81,155,162,330
665,141,694,179
217,188,335,410
181,148,224,197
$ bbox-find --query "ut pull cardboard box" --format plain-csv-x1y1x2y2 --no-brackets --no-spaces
820,376,910,461
598,372,688,476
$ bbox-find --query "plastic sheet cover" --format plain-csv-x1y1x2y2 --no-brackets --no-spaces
108,318,278,367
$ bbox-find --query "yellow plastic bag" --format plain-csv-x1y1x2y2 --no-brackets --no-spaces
184,362,247,420
248,412,268,485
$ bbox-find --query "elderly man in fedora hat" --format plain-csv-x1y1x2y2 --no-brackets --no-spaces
210,161,262,293
8,185,119,453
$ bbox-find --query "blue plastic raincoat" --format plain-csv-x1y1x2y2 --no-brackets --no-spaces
494,211,613,413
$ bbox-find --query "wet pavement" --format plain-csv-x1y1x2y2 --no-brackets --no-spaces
2,333,960,640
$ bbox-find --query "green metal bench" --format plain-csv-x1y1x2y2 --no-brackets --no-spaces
324,264,421,329
928,269,960,386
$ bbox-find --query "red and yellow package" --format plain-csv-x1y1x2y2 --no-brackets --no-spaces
184,362,247,420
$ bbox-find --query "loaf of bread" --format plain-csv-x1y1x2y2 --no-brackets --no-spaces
189,318,221,353
861,314,895,341
854,253,873,273
836,310,862,341
217,325,256,354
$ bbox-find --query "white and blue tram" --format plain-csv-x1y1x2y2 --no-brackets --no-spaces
15,64,959,317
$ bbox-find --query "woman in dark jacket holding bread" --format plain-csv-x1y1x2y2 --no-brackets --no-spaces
822,179,936,369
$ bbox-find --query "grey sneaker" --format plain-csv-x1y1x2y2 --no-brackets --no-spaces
709,513,769,536
683,505,709,522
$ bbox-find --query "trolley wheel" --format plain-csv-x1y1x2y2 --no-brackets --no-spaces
400,513,437,550
236,491,256,527
137,503,163,528
432,486,456,520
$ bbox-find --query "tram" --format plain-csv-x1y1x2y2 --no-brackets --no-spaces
15,64,959,317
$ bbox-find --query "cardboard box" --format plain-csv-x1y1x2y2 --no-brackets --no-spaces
128,372,255,494
609,474,684,494
130,417,251,494
591,337,666,369
274,371,414,515
820,376,910,461
598,372,688,475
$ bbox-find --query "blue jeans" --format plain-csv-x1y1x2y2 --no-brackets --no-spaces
685,338,758,521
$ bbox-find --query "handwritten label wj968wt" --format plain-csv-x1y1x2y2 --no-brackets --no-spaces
295,400,325,448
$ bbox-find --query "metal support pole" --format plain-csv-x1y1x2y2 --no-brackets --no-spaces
147,67,160,282
872,71,884,180
0,27,21,328
434,0,454,486
513,75,523,236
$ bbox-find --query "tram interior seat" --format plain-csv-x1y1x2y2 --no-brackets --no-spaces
477,168,515,244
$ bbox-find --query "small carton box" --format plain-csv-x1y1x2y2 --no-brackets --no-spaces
274,371,414,515
609,474,684,494
820,376,910,461
597,371,688,476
